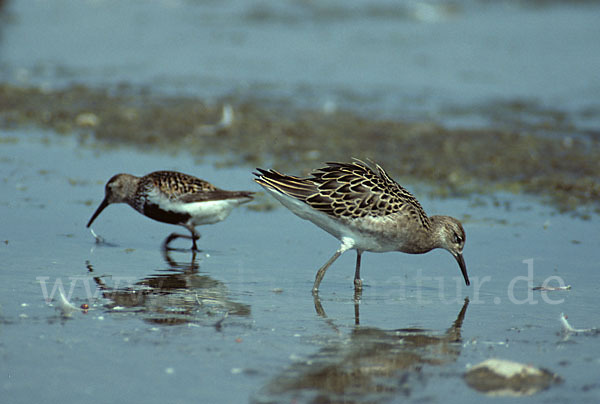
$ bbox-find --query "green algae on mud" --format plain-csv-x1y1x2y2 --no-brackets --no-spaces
1,83,599,215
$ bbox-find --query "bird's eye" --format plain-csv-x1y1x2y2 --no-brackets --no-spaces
453,233,462,244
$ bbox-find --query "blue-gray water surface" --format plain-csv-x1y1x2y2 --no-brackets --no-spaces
1,1,600,403
1,132,598,403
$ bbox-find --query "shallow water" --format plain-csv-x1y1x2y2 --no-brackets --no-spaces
1,132,599,403
1,0,600,403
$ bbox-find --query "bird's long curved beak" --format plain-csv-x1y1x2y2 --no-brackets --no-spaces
454,253,470,286
87,198,109,228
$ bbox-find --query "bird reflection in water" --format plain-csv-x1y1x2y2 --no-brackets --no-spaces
92,249,250,327
314,289,364,325
255,298,469,403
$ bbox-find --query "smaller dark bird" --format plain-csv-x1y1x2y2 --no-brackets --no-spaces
87,171,254,250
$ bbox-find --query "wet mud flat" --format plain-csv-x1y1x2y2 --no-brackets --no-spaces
1,128,599,403
1,83,599,217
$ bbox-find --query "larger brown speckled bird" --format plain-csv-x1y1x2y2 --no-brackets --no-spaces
254,160,468,294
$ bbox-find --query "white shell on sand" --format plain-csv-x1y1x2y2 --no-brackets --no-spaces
465,358,561,397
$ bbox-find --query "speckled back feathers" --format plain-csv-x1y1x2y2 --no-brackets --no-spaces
255,160,431,229
138,171,253,204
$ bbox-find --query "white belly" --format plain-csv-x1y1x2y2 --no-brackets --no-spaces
265,189,399,253
182,199,241,226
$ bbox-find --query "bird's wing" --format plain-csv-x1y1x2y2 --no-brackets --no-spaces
146,171,253,203
255,161,429,224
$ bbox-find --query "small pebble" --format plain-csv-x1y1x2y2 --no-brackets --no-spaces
75,112,100,127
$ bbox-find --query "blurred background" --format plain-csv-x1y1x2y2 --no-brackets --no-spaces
1,0,599,211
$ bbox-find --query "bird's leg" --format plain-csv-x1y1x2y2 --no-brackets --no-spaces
354,250,363,290
312,249,343,295
313,294,326,318
189,228,201,251
184,226,201,251
163,232,185,250
353,263,362,325
163,230,201,251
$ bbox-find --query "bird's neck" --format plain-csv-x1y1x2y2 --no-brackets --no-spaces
121,176,143,207
424,215,450,250
396,222,437,254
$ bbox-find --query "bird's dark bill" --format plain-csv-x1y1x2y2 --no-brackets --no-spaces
455,253,470,286
87,198,109,228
